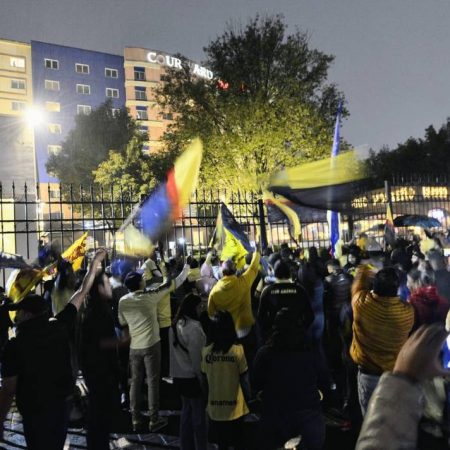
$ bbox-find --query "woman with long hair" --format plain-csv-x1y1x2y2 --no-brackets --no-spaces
169,293,207,450
201,311,250,450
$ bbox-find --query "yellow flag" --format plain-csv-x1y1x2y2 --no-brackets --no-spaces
6,268,45,303
62,232,88,271
116,224,154,257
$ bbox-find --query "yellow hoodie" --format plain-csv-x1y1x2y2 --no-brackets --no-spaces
208,252,260,336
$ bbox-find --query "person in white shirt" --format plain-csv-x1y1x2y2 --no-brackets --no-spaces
170,293,207,450
119,263,189,432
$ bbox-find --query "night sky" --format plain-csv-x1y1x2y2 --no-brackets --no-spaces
3,0,450,156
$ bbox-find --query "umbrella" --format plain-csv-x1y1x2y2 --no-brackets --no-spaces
393,214,441,228
362,223,385,233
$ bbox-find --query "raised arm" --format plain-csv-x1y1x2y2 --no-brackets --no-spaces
351,265,374,307
69,249,107,311
242,252,261,284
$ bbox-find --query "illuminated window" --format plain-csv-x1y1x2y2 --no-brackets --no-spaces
75,63,89,74
134,67,145,81
135,86,146,100
77,104,91,115
105,68,118,78
45,101,60,112
10,57,25,68
47,145,62,155
111,108,121,116
45,59,59,69
45,80,60,91
11,101,26,111
11,79,26,90
48,123,62,134
49,190,60,199
136,106,148,120
76,84,91,94
106,88,119,98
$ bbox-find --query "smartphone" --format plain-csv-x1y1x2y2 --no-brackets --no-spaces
442,335,450,369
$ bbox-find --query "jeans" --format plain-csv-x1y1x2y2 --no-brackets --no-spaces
22,400,71,450
357,370,380,416
130,341,161,422
180,396,207,450
160,326,170,378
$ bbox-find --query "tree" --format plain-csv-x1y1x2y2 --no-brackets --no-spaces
46,100,140,187
94,136,176,195
365,120,450,182
157,14,346,191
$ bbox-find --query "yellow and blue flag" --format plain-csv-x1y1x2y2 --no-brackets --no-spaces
263,191,302,242
384,202,396,246
118,138,203,256
210,203,253,269
268,150,365,213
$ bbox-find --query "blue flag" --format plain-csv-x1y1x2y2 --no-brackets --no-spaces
329,103,342,256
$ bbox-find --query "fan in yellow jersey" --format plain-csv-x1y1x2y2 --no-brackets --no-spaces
201,311,250,450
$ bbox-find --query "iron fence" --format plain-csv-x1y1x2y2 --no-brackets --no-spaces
1,176,450,286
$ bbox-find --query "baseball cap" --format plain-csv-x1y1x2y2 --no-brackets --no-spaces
8,294,47,314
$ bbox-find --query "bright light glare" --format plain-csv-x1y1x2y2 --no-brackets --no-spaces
25,107,45,127
178,238,186,244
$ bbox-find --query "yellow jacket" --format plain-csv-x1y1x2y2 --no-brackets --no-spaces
208,252,260,336
350,265,414,373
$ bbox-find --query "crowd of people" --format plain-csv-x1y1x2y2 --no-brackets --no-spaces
0,233,450,450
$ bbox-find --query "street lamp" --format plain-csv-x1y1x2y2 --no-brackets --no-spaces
25,106,46,128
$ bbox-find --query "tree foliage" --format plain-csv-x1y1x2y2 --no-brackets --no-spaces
94,136,176,195
46,100,140,187
157,14,346,192
365,120,450,182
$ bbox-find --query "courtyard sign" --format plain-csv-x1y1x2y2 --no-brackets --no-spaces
146,51,214,80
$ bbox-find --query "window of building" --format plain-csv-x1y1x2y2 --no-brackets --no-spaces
106,88,119,98
45,59,59,70
139,125,149,138
134,67,146,81
105,68,118,78
75,63,89,74
76,84,91,95
135,86,147,101
160,74,171,82
10,57,25,68
49,190,60,199
136,106,148,120
111,108,121,116
45,79,60,91
11,79,26,90
11,101,26,111
47,145,62,155
162,112,173,120
46,101,60,112
143,144,150,152
77,104,91,115
48,123,62,134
